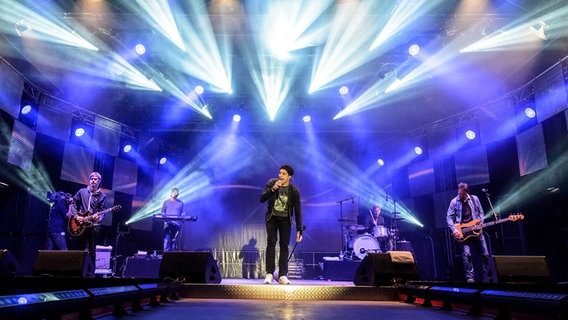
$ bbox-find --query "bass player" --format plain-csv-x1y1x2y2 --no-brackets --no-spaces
70,171,107,265
446,182,490,283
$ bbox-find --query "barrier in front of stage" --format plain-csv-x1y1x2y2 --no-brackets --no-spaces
353,251,419,286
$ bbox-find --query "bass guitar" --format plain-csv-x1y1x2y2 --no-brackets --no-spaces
68,205,121,237
453,213,524,242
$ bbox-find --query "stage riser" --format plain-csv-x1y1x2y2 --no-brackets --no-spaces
180,284,398,301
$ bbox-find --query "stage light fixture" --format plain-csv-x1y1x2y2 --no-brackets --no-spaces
465,130,476,140
159,157,167,165
21,104,32,115
408,44,420,56
525,107,536,119
302,115,311,123
339,86,349,95
15,19,29,36
123,144,132,153
377,159,385,166
195,85,204,95
135,43,146,55
74,127,85,137
414,146,423,155
529,21,549,41
232,114,241,122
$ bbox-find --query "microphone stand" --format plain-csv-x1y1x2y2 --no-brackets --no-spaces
484,190,499,222
287,226,307,263
483,190,502,253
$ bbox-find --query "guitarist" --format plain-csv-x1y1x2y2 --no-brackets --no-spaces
446,182,489,283
70,172,107,265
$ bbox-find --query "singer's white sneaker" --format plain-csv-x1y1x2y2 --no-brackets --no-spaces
263,274,274,284
279,276,291,285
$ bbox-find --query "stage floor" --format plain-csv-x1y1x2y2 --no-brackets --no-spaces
98,298,496,320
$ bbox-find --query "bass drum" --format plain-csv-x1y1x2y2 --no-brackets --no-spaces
351,234,380,260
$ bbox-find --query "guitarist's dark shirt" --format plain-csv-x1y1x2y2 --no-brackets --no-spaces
460,199,473,223
72,188,107,226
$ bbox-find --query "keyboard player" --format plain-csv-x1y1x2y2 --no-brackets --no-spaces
160,188,185,252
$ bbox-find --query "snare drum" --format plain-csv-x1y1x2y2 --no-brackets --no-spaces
351,234,380,260
372,226,388,238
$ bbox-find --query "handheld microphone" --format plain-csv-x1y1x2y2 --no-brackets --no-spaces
482,188,488,193
299,225,306,235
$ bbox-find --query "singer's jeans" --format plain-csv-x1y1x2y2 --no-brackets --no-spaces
461,233,490,281
265,216,292,277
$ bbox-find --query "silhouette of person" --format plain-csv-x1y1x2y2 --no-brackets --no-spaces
239,238,260,279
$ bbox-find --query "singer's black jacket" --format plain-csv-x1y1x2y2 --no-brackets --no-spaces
260,178,303,232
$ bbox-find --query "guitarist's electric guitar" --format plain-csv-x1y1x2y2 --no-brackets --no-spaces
68,205,121,237
453,213,524,242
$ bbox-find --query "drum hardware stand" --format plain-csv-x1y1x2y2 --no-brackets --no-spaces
386,194,400,251
336,196,355,256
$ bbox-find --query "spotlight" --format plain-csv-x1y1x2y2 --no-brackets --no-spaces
75,127,85,137
123,144,132,153
159,157,167,165
414,146,423,155
195,85,204,95
529,20,549,41
465,130,476,140
408,44,420,56
21,104,32,115
232,114,241,122
135,43,146,55
339,86,349,95
377,158,385,166
15,19,29,36
524,107,536,119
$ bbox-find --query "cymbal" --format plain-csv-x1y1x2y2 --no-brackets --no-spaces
338,218,355,222
348,225,366,231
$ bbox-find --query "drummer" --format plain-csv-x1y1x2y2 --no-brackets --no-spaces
365,204,385,231
365,204,391,252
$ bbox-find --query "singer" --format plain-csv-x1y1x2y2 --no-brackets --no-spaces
260,164,303,285
446,182,490,283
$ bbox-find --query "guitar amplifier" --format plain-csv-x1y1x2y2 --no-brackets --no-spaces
95,245,112,270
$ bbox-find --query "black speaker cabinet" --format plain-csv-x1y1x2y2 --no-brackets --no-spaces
484,255,550,283
123,257,162,278
159,251,222,283
33,250,94,278
353,251,419,286
0,249,22,277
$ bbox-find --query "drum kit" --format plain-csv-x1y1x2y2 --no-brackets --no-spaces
341,221,400,260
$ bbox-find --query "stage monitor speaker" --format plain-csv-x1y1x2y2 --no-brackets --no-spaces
159,251,221,283
484,255,550,284
353,251,419,286
0,249,23,277
33,250,94,278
